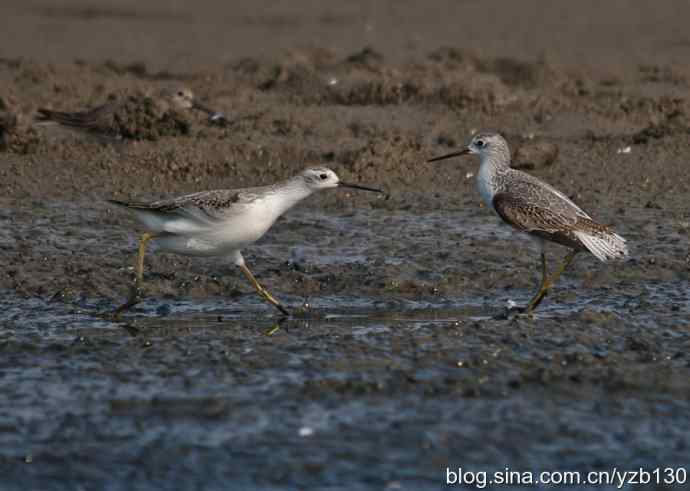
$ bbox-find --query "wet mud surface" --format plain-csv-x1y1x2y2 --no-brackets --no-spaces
2,1,690,489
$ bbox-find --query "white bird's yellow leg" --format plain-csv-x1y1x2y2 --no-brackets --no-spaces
112,232,155,318
238,262,290,316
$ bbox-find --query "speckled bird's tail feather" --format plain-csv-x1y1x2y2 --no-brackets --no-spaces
574,230,628,262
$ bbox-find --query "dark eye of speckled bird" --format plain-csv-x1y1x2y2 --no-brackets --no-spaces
475,139,485,148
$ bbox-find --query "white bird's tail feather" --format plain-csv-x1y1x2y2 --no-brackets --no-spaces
574,230,628,262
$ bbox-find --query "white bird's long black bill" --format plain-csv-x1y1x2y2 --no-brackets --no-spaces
338,182,384,193
427,148,470,163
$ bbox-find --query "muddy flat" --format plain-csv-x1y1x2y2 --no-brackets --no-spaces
1,1,690,490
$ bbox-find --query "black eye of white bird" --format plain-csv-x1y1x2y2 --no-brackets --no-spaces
319,173,328,180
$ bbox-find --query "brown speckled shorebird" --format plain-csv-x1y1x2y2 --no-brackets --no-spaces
34,86,217,140
106,167,383,318
428,131,628,313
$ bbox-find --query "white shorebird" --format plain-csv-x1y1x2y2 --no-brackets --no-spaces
429,131,628,313
107,167,383,317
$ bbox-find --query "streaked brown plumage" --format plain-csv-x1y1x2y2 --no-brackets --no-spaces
491,191,617,253
37,101,118,136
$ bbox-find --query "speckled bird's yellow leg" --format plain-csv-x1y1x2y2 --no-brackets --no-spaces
524,250,549,312
525,249,578,314
111,233,155,318
238,263,290,316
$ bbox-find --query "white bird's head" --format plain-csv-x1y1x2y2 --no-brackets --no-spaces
299,167,384,193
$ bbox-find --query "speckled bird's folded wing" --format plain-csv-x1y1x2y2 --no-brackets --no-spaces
492,192,579,233
492,191,618,253
36,102,116,129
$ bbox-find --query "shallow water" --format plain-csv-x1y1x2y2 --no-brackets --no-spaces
1,245,690,490
2,185,690,491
